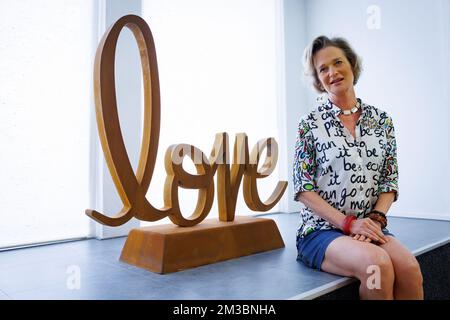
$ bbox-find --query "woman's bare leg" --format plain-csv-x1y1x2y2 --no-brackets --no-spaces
321,236,395,300
379,236,424,300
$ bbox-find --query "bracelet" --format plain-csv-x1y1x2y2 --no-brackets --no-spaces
368,211,387,229
370,210,386,219
368,214,387,228
342,215,356,235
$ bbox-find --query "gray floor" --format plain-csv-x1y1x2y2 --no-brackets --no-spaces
0,213,449,300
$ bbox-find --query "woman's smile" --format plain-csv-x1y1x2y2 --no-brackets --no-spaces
330,78,344,85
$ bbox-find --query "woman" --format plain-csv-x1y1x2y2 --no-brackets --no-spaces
293,36,423,300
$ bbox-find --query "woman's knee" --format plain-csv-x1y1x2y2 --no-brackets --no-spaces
354,247,395,280
396,256,423,285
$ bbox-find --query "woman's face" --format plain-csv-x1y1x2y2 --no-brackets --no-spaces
313,46,354,96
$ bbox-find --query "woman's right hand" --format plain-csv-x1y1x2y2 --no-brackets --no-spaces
352,234,372,243
349,218,389,244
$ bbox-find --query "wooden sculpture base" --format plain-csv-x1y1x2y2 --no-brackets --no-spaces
119,216,285,274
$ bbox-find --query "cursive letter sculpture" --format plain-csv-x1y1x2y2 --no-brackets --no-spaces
85,15,287,228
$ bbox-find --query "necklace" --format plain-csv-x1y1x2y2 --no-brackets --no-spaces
340,100,360,115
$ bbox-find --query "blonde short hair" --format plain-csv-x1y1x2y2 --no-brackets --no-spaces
303,36,362,93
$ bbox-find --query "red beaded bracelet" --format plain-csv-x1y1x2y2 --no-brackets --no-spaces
342,215,356,235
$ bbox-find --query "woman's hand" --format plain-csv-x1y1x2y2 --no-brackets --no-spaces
351,234,372,243
349,218,389,244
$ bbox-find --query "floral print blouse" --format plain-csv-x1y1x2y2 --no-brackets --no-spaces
293,98,399,238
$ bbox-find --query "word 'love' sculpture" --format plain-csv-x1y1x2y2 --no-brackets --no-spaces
85,15,287,227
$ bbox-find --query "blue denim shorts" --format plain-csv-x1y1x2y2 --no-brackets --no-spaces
296,228,395,270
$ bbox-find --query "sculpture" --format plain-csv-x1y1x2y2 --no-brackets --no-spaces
86,15,287,273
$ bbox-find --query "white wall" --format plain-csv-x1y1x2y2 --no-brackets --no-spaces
91,0,143,239
285,0,450,220
280,0,307,213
